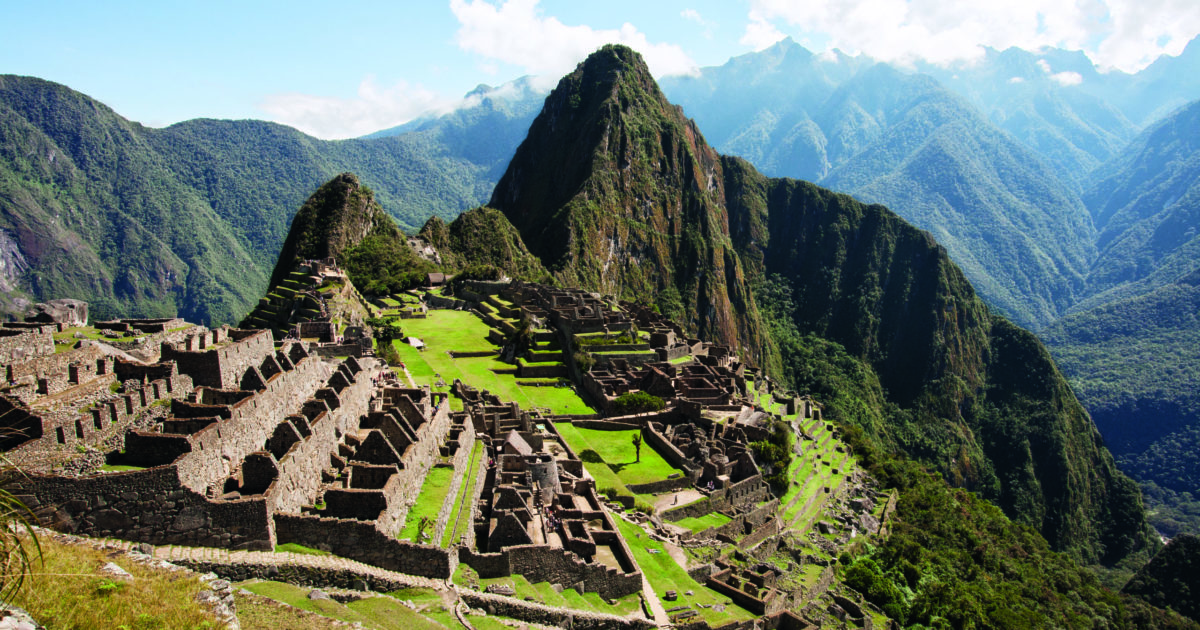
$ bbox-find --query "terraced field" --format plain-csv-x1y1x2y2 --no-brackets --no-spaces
387,310,592,414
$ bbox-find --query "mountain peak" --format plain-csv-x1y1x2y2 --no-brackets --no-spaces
488,44,765,359
265,172,398,288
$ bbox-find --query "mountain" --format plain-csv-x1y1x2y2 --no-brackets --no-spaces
1040,100,1200,533
661,40,1097,329
240,172,427,333
1123,534,1200,621
0,74,263,325
488,44,1154,567
911,46,1139,187
418,207,548,281
0,74,531,324
489,45,772,363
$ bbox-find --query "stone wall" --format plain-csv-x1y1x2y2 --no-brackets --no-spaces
309,344,365,358
661,475,768,523
17,464,274,550
274,513,455,579
161,329,275,389
173,351,331,493
0,326,54,366
506,544,642,600
270,361,372,513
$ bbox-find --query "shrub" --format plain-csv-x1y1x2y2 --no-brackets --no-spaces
610,391,664,416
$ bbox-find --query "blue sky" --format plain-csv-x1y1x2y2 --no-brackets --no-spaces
3,0,1198,138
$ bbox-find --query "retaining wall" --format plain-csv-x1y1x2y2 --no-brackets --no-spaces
274,513,455,579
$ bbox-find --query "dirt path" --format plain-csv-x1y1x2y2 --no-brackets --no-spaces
654,489,703,513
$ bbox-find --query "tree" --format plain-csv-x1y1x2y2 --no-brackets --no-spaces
632,433,643,463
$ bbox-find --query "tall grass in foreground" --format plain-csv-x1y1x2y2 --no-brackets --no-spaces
9,536,216,629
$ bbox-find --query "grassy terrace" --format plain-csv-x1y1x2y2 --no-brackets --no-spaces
239,580,445,629
441,440,485,547
398,466,455,543
613,516,755,626
453,565,642,616
553,423,682,487
389,310,592,415
673,511,732,533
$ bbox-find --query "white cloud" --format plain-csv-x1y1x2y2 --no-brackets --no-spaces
1008,76,1026,83
741,13,787,51
1051,70,1084,85
450,0,698,83
742,0,1200,72
1036,59,1052,74
259,76,448,139
681,8,716,39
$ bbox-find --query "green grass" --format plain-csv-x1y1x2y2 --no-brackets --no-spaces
613,516,755,626
459,567,641,616
398,466,456,543
441,440,485,547
673,511,732,533
98,464,145,473
385,588,458,628
274,543,331,556
239,581,445,629
386,310,593,415
553,423,681,486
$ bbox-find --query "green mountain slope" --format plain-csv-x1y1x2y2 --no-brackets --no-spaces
0,74,533,324
1123,534,1200,621
491,45,1155,567
1039,100,1200,535
0,75,262,325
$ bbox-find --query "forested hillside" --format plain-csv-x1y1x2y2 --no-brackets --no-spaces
0,74,535,324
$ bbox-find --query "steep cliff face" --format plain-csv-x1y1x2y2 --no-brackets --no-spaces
489,45,770,363
486,45,1154,566
729,170,1148,562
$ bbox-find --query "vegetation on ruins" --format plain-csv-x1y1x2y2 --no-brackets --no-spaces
0,484,38,601
609,391,664,416
749,419,795,488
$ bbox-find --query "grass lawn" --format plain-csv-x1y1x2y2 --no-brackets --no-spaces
388,311,593,415
613,516,755,626
554,423,681,486
398,466,456,543
441,440,485,547
673,511,732,533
